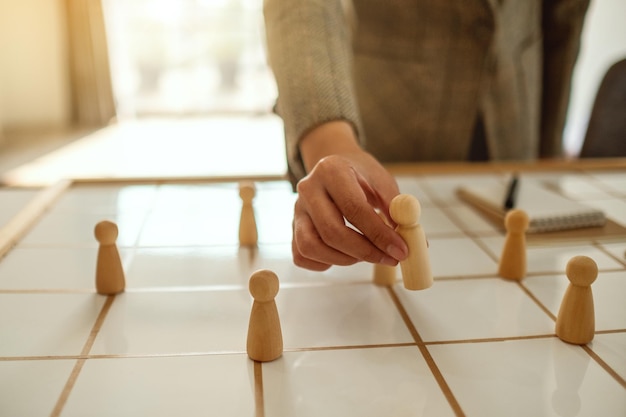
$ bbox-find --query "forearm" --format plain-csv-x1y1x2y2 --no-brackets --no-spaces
263,0,363,180
300,121,362,172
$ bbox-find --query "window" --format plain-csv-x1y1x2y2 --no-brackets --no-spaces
103,0,276,118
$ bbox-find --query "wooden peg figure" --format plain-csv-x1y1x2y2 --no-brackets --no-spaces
373,211,397,286
555,256,597,345
247,269,283,362
239,182,258,247
498,209,529,280
94,220,125,295
389,194,433,290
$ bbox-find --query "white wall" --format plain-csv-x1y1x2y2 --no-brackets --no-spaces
0,0,71,130
564,0,626,156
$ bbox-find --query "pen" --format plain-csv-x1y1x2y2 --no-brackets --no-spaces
503,174,519,210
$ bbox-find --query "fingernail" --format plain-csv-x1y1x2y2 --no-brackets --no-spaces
386,244,407,261
380,255,398,267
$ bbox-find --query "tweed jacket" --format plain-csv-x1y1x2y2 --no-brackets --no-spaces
264,0,590,183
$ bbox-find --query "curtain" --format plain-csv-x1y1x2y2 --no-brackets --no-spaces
65,0,116,126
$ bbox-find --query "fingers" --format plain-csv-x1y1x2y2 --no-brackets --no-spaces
292,155,408,270
291,213,358,271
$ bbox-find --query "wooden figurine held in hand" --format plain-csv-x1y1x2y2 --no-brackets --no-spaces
94,220,125,295
239,182,258,247
247,269,283,362
373,211,397,286
389,194,433,290
555,256,597,345
498,209,529,281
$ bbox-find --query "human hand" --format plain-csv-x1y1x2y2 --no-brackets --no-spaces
292,123,408,271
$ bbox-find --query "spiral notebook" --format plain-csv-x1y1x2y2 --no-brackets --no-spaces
456,179,607,234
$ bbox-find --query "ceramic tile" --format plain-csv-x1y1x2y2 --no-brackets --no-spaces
62,355,255,417
396,278,554,342
126,244,374,289
138,209,239,246
396,176,435,206
429,338,626,417
19,210,145,247
1,169,623,416
589,332,626,380
428,237,497,278
599,241,626,264
137,183,295,246
422,174,506,205
125,246,249,288
47,184,157,214
479,237,623,274
444,205,500,234
263,347,455,417
537,175,615,200
420,206,463,235
585,198,626,226
524,270,626,331
90,289,251,355
588,171,626,196
0,246,131,290
0,293,105,357
278,283,414,348
0,359,75,416
150,183,240,215
0,188,39,227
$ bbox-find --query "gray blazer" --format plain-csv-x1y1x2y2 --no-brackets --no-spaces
264,0,590,183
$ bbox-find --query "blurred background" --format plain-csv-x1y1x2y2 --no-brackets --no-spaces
0,0,625,183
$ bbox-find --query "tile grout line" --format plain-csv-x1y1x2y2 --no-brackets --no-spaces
0,179,72,259
254,361,265,417
582,344,626,389
49,295,116,417
386,286,466,417
519,280,626,390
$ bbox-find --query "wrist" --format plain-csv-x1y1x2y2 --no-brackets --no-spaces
299,120,361,172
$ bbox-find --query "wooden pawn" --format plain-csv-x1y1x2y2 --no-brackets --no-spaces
247,269,283,362
373,211,397,286
389,194,433,290
498,209,529,280
94,220,125,295
555,255,597,345
239,182,258,246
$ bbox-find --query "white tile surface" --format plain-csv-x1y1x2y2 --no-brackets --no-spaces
278,283,414,348
599,241,626,264
263,347,456,417
479,238,623,274
1,172,624,416
0,247,105,290
0,293,104,357
19,210,145,247
524,270,626,331
62,355,255,417
588,172,626,197
590,332,626,380
396,176,435,206
125,244,377,288
90,289,252,355
48,184,157,214
429,338,626,417
428,237,497,278
420,206,463,235
396,278,555,342
444,205,500,234
422,173,506,204
0,188,39,227
0,359,75,416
